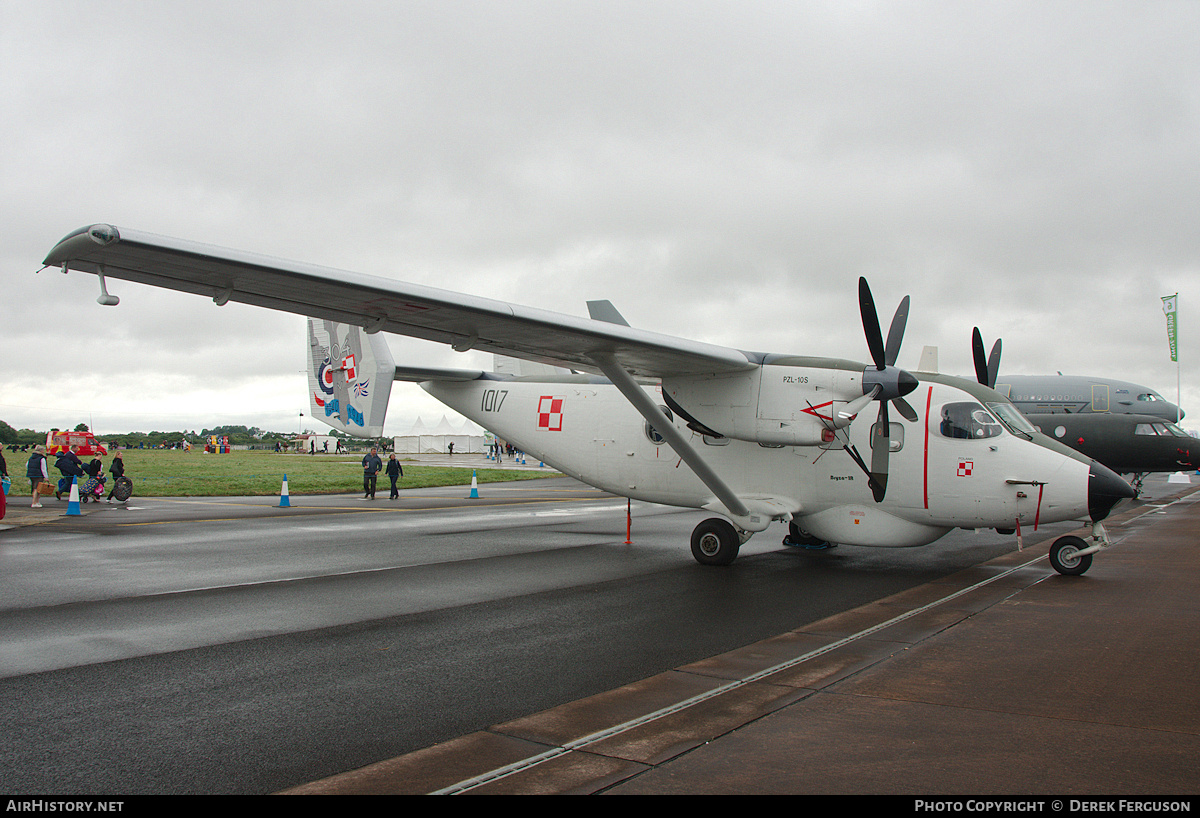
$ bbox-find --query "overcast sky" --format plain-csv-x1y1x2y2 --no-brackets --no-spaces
2,0,1197,437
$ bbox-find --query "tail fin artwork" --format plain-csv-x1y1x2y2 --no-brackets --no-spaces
307,318,395,437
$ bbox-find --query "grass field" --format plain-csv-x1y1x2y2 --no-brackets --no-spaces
8,449,557,497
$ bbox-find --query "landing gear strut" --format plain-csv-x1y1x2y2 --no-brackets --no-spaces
690,518,741,566
1047,521,1113,576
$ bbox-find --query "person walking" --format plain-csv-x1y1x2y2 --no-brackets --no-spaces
386,454,404,499
26,446,48,508
106,451,125,502
361,447,383,499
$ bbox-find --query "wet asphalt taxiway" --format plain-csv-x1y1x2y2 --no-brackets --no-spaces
1,466,1197,795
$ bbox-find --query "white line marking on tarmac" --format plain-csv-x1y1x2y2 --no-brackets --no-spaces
433,550,1056,794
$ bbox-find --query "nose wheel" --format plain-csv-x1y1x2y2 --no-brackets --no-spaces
1049,535,1093,576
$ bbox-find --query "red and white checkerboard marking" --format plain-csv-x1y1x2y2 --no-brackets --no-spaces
537,396,564,431
958,460,974,477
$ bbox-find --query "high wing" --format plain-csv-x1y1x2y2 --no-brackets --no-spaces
44,224,754,378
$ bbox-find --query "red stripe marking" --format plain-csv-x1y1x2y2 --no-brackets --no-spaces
923,386,933,509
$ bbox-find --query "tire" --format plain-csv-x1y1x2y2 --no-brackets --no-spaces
783,521,833,550
690,518,740,566
1049,535,1093,576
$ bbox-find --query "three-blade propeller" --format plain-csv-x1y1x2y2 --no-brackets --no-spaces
851,277,920,502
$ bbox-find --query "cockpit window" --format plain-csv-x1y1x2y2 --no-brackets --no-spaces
1137,421,1190,438
986,402,1036,438
1138,393,1162,402
940,402,1004,439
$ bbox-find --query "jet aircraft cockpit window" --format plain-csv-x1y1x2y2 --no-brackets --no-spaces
1138,393,1163,402
940,403,1004,440
1136,421,1191,438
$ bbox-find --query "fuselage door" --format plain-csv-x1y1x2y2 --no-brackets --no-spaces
924,400,1015,525
1091,384,1110,413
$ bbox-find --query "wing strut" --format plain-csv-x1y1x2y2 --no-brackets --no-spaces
590,352,765,530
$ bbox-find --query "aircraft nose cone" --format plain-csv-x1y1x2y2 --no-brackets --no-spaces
1182,442,1200,469
1088,460,1136,522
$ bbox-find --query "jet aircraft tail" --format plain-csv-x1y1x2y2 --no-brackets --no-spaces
307,318,395,437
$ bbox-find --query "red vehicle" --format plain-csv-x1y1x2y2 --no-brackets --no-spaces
46,430,108,457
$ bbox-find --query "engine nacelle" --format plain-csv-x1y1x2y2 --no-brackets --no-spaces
662,362,865,447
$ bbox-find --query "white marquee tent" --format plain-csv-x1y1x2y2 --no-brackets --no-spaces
392,415,489,454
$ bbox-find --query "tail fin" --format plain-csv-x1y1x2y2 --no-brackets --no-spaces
307,319,395,437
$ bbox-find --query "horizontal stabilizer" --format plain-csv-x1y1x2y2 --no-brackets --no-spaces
393,365,486,383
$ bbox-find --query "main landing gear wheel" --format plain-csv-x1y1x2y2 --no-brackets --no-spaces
691,518,740,566
783,521,834,550
1049,535,1093,576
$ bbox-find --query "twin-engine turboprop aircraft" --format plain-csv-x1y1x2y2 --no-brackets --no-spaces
44,224,1135,574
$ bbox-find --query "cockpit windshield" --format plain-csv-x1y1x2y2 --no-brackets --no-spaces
986,402,1036,439
1135,421,1192,438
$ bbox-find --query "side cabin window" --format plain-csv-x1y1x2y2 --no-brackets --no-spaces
644,405,674,445
940,402,1003,440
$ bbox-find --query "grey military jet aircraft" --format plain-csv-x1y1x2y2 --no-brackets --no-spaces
969,330,1195,497
996,375,1182,422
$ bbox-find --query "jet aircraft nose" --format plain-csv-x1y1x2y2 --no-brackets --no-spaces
1088,460,1136,522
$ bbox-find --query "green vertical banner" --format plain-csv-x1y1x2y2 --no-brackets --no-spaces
1162,294,1178,362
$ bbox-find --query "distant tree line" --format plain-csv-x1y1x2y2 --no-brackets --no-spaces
0,421,330,449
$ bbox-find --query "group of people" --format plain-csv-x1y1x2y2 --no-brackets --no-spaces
15,446,126,508
360,447,405,500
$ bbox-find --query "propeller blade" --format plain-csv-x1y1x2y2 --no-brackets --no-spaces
885,295,910,367
972,327,989,387
842,442,883,499
972,328,1003,388
892,396,918,422
835,385,881,426
859,277,885,369
869,401,890,502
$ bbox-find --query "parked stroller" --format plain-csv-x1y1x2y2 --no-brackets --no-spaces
77,474,105,503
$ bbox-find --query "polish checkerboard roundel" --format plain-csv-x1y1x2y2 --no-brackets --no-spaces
537,396,564,431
